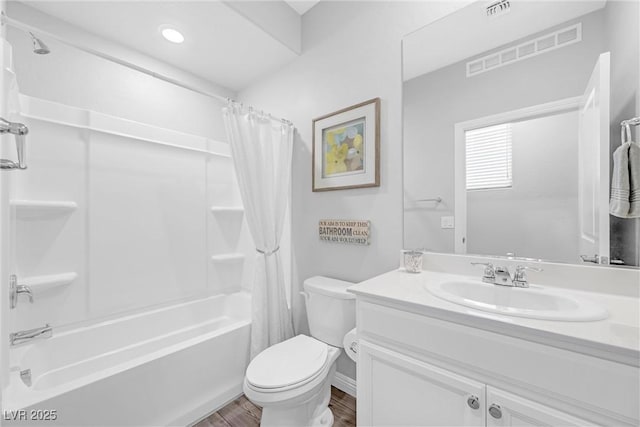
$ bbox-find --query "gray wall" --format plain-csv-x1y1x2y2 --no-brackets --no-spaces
239,1,471,381
467,111,579,263
605,0,640,266
404,3,639,266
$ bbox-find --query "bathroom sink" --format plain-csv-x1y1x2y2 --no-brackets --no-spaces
426,280,608,321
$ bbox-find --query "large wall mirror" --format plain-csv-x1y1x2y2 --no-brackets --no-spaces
402,0,639,268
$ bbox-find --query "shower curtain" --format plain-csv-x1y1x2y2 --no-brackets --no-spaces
222,103,295,358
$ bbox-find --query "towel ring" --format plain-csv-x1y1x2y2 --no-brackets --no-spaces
621,117,640,144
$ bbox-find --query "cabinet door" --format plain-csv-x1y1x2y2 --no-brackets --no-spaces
358,339,485,426
486,387,596,427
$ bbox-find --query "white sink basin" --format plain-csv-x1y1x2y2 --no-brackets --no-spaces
426,280,608,321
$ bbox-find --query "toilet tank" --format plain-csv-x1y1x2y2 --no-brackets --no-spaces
302,276,355,347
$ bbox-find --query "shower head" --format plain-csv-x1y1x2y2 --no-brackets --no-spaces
29,32,50,54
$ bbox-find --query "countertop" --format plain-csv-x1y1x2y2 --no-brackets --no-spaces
348,268,640,366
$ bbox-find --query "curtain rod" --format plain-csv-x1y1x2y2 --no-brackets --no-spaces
1,12,293,125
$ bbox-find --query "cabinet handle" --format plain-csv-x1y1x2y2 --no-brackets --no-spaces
467,395,480,410
488,403,502,419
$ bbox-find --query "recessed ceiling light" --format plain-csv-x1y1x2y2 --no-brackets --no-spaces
161,27,184,44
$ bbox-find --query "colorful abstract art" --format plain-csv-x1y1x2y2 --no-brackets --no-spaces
322,119,365,177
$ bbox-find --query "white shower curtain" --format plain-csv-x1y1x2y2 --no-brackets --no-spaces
222,102,295,359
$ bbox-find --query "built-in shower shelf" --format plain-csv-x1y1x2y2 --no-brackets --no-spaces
210,253,245,263
21,272,78,293
11,200,78,219
210,206,244,214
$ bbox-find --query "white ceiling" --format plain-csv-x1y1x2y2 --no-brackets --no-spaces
284,0,321,15
403,0,607,81
19,1,300,92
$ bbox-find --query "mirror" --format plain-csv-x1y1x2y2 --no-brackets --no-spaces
402,0,639,267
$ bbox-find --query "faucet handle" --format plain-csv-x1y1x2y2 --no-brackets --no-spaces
514,265,542,278
513,265,542,287
0,117,28,170
17,285,34,303
471,262,495,282
9,275,34,309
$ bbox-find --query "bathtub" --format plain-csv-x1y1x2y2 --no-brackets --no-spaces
3,292,251,426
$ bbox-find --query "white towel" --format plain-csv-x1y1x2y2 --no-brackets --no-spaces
610,141,640,218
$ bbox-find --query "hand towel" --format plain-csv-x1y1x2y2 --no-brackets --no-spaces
628,141,640,217
610,141,640,218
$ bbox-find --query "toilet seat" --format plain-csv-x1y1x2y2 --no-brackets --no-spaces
243,342,341,409
245,335,329,393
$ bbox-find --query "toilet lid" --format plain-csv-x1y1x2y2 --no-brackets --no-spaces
246,335,328,389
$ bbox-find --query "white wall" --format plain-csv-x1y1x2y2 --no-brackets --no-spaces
7,2,234,142
467,111,579,263
239,1,470,381
223,0,301,54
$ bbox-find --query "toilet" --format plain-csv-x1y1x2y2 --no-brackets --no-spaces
243,276,356,426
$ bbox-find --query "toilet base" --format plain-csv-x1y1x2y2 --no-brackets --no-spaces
258,363,336,427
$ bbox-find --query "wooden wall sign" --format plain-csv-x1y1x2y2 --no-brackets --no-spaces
319,219,370,245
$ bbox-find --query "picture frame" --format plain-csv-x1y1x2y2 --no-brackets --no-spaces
312,98,380,191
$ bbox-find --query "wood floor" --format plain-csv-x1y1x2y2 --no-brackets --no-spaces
194,387,356,427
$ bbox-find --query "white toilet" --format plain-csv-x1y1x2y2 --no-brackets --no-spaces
243,276,356,426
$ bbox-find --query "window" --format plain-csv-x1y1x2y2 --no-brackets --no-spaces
465,123,513,190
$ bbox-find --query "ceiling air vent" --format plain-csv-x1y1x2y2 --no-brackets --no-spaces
466,23,582,77
486,0,511,18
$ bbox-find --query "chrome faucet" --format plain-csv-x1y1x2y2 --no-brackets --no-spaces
9,275,34,309
20,369,32,387
10,324,52,346
0,117,28,170
471,262,496,283
493,266,513,286
471,262,542,288
512,265,542,288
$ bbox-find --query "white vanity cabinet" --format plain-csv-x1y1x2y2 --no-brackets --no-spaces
484,387,593,427
358,340,486,426
359,340,592,427
356,300,639,427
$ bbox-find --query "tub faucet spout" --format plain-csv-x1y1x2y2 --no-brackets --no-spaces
10,324,52,346
20,369,32,387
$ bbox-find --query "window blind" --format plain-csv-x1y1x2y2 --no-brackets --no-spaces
465,123,513,190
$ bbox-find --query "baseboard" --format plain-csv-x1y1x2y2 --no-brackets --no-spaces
332,372,357,398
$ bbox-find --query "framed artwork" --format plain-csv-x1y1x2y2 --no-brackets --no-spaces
312,98,380,191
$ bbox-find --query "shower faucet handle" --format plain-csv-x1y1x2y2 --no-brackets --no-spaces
0,117,28,170
9,275,34,309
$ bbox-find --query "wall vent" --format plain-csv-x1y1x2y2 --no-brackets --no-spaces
486,0,511,18
466,23,582,77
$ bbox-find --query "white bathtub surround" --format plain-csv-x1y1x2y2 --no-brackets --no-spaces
5,50,21,124
4,292,251,426
349,254,639,426
7,94,252,330
3,90,254,423
223,101,295,358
